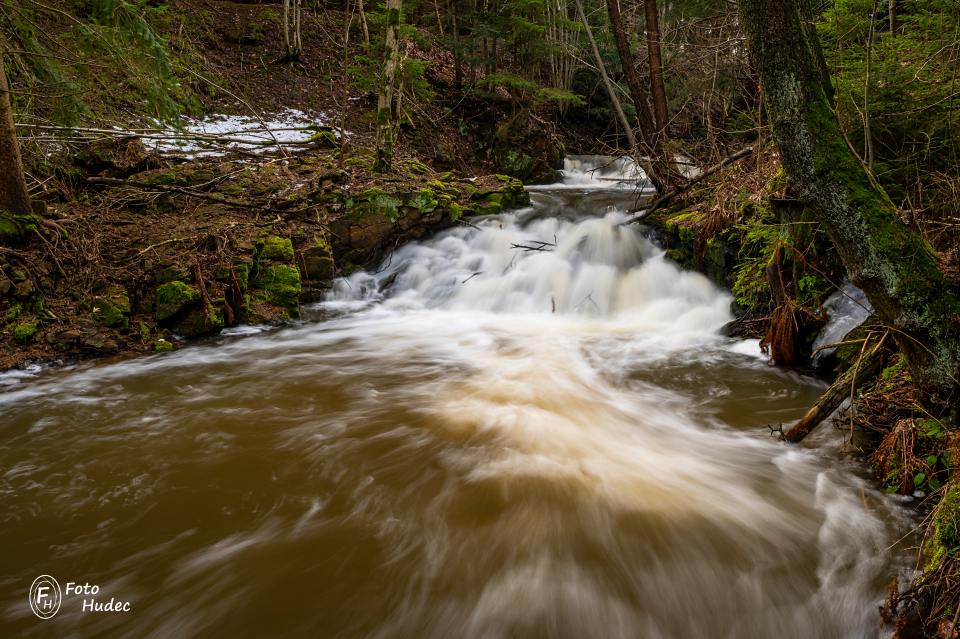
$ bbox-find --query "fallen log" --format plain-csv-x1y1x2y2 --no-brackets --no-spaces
784,334,887,442
86,176,291,213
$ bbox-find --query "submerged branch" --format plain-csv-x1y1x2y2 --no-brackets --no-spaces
784,333,888,443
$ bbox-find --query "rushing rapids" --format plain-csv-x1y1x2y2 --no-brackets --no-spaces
0,157,912,638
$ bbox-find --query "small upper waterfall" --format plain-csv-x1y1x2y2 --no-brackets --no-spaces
550,155,653,191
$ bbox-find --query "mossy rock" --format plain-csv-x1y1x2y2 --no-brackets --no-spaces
359,189,402,221
13,321,38,344
409,188,439,214
91,287,131,328
155,264,190,285
155,281,199,322
154,338,174,353
173,306,224,338
254,264,302,313
301,244,336,282
0,209,39,244
258,236,295,263
4,302,23,322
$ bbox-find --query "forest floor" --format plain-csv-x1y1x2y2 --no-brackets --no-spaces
1,0,546,371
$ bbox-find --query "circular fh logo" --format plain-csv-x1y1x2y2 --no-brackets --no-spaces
29,575,61,619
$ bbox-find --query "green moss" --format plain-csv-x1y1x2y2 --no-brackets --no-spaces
138,321,151,342
448,202,467,221
254,264,302,313
92,286,131,328
13,321,38,344
731,221,779,312
404,159,433,175
155,281,198,321
4,302,23,322
258,236,295,262
925,482,960,569
360,189,402,221
0,209,39,243
880,356,907,381
154,338,174,353
409,188,439,213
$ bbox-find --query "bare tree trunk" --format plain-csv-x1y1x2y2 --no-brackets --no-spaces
451,1,462,88
282,0,302,61
604,0,655,143
0,54,33,242
604,0,672,190
283,0,291,57
573,0,636,150
888,0,895,32
373,0,403,172
358,0,370,46
643,0,669,136
293,0,302,58
737,0,960,410
864,0,877,170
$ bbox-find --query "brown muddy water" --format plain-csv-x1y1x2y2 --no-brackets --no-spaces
1,158,914,638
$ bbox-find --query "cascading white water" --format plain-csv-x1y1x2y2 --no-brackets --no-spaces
327,209,729,332
543,155,653,190
0,156,911,638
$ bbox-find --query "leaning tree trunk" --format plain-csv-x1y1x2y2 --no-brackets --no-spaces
643,0,670,136
0,53,34,243
373,0,402,173
737,0,960,411
573,0,636,151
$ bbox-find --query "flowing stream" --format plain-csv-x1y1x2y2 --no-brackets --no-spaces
1,157,912,638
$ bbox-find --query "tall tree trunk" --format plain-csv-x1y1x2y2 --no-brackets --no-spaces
373,0,403,173
573,0,636,151
643,0,669,135
0,54,33,243
604,0,673,190
293,0,302,58
604,0,655,142
736,0,960,411
864,0,877,170
358,0,371,46
282,0,302,61
283,0,291,57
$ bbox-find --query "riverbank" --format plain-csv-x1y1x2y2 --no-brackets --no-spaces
0,139,528,369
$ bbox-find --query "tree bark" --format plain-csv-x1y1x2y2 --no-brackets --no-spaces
737,0,960,409
358,0,371,46
373,0,403,172
574,0,637,151
0,53,34,242
603,0,675,190
604,0,656,142
864,0,877,170
643,0,669,136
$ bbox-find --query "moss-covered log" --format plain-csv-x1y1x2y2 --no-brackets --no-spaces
737,0,960,411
